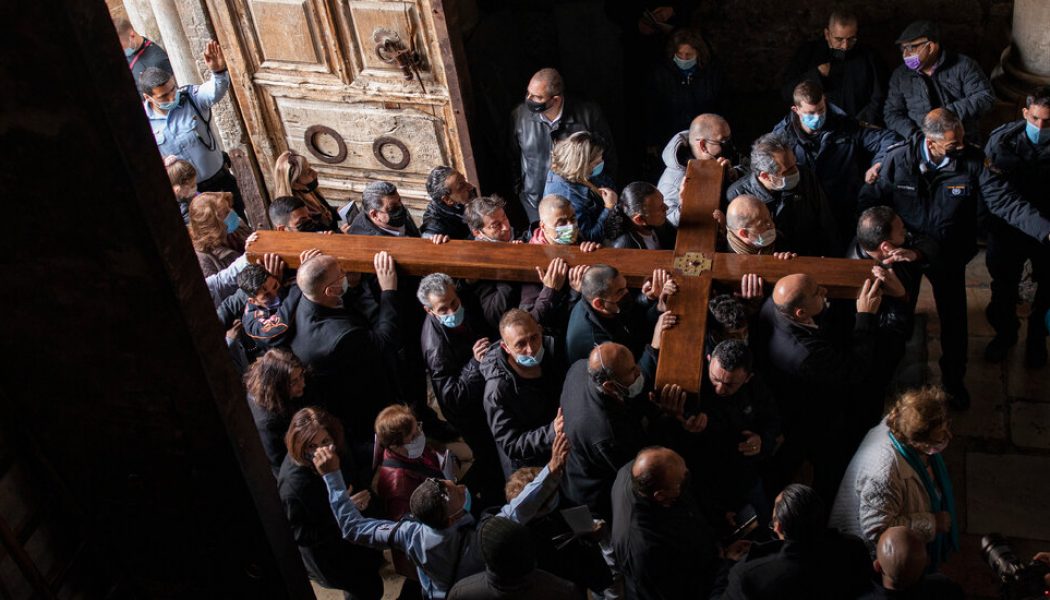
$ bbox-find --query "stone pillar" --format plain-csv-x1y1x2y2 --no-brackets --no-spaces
149,0,200,86
121,0,164,48
992,0,1050,102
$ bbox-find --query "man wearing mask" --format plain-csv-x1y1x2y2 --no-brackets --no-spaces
139,41,245,217
773,81,900,243
511,68,617,223
481,309,565,477
859,109,1050,408
983,86,1050,368
884,20,995,143
781,9,888,125
726,133,841,257
610,181,677,250
269,196,333,233
658,113,741,227
422,166,477,240
114,18,172,86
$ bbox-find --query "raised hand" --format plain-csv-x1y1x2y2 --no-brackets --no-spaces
374,251,397,291
856,278,883,315
312,444,340,475
472,338,491,362
203,40,226,73
568,264,591,293
262,252,286,280
536,257,569,290
548,428,570,474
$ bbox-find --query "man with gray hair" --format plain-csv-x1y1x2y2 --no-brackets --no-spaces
725,133,841,256
657,113,742,227
511,68,616,222
859,107,1050,408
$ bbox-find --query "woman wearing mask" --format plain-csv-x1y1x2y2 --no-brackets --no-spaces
647,28,724,149
244,348,306,477
164,156,197,225
187,191,252,278
273,150,344,232
542,131,624,243
278,407,384,599
829,387,958,570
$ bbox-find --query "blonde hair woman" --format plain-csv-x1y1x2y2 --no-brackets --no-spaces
542,131,623,242
273,150,342,232
187,191,252,277
829,386,958,571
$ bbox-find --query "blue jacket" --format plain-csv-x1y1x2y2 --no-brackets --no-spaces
542,171,623,243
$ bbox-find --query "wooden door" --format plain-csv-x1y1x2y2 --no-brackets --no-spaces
205,0,476,214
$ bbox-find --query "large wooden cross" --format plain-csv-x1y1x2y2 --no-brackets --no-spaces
246,160,874,395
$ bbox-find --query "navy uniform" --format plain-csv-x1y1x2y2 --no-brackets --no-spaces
858,135,1050,404
983,119,1050,366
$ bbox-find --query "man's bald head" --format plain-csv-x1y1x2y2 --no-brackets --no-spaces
588,342,640,399
538,194,572,222
529,68,564,97
297,254,340,302
773,273,826,322
631,447,687,506
876,527,927,590
726,195,771,232
688,114,731,161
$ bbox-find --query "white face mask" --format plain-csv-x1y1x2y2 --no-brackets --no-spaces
401,432,426,459
749,228,777,248
768,171,800,191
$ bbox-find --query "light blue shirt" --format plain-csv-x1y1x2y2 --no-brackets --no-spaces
323,465,561,599
145,71,230,181
921,136,950,171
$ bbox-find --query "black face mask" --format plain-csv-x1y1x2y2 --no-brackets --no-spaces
296,217,327,233
829,48,847,61
385,207,407,228
526,99,548,113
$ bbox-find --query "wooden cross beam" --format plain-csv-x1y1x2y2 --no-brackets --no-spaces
246,160,875,395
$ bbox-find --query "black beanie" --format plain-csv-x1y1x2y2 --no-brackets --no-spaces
479,517,536,581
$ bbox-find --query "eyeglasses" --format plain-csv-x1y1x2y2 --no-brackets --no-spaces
425,477,450,502
703,137,732,147
900,40,930,54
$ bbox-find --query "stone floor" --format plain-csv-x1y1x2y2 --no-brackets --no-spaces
314,251,1049,599
914,251,1050,599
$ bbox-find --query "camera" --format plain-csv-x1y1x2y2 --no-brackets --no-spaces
980,533,1050,600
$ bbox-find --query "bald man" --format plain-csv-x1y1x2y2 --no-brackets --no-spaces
512,68,616,222
658,113,742,226
759,273,882,501
288,251,401,472
612,447,720,599
861,526,963,599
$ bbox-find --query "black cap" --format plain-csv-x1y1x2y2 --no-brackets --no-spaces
896,20,940,45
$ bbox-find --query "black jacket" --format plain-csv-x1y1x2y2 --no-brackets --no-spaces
883,51,995,142
560,346,658,521
772,107,900,242
857,574,964,600
447,568,580,600
781,40,888,125
845,239,926,342
421,200,472,240
480,337,564,477
564,297,657,366
612,460,720,600
984,119,1050,233
858,135,1050,265
647,56,725,146
277,454,383,593
725,169,842,257
247,396,299,478
511,96,617,221
608,223,678,250
711,531,872,599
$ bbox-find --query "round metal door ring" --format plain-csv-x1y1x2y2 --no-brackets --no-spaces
372,136,411,170
304,125,347,164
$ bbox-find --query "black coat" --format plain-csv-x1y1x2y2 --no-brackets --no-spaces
277,454,383,595
771,108,900,242
883,51,995,142
858,135,1050,266
856,574,964,600
421,200,472,240
781,40,888,125
711,532,872,599
511,97,617,220
480,337,564,477
845,239,926,342
608,223,678,250
611,460,720,600
564,297,656,366
725,169,842,257
447,569,580,600
984,119,1050,232
247,395,297,478
559,346,658,521
646,57,725,146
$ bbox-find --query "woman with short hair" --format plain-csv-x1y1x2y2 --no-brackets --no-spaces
542,131,623,243
829,387,958,570
187,191,251,277
277,407,383,599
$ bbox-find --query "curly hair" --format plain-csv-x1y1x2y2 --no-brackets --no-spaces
245,348,303,415
550,131,604,183
187,191,233,253
886,386,950,446
504,467,542,501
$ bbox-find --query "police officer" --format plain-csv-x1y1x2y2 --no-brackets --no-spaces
139,40,244,218
983,86,1050,368
859,108,1050,409
773,80,901,244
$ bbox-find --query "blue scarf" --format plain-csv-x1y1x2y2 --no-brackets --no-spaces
887,431,959,569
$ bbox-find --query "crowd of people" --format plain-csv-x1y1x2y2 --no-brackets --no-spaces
117,6,1050,600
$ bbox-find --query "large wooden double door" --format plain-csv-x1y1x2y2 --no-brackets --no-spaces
206,0,476,213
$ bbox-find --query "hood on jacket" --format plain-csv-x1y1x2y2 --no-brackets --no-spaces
661,129,692,171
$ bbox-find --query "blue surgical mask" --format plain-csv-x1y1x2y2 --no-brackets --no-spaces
124,47,136,58
673,55,697,70
1026,121,1050,145
553,224,577,245
224,211,241,234
462,487,473,515
157,90,181,112
515,347,544,368
437,305,465,328
590,161,605,178
800,112,826,131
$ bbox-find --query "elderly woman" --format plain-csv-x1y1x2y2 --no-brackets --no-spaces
829,387,958,570
277,407,383,599
648,28,724,147
187,191,252,277
273,149,343,232
542,131,624,243
244,348,306,476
